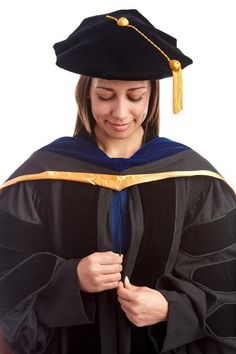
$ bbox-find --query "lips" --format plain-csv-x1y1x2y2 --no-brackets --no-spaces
107,121,132,132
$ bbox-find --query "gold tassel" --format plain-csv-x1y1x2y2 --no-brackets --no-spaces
169,60,183,114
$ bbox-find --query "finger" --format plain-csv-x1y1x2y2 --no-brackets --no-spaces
116,281,124,293
99,263,123,275
104,251,123,257
118,281,124,288
120,304,134,320
117,286,135,301
102,273,122,283
100,281,120,291
99,253,123,265
106,251,124,259
118,296,133,308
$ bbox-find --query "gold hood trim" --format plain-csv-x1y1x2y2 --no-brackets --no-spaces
0,170,224,191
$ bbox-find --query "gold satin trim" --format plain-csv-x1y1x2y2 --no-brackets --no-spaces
0,170,225,192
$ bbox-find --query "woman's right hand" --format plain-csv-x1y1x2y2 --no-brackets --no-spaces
77,251,123,293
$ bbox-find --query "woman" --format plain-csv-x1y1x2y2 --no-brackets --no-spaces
0,9,236,354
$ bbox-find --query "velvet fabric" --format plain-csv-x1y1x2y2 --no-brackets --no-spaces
53,9,193,80
40,135,190,172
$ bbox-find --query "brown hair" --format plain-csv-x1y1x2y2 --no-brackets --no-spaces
74,76,160,138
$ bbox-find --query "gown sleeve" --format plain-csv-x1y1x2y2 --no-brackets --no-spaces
149,176,236,353
0,181,95,353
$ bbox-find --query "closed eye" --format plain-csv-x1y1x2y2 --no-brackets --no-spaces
98,96,143,103
98,96,113,101
129,97,143,102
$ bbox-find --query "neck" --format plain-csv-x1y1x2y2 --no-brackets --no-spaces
94,126,144,158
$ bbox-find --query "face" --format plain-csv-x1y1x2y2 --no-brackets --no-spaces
89,78,151,140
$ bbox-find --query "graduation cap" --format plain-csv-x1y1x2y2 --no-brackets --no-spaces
53,9,193,114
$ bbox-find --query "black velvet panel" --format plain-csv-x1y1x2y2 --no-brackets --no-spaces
181,208,236,256
0,253,57,312
60,181,100,258
192,259,236,292
206,304,236,337
131,179,175,288
0,208,51,253
228,207,236,236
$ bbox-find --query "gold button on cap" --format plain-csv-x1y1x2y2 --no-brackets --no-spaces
169,60,181,72
117,17,129,26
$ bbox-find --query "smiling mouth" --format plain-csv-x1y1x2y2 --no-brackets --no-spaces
108,122,132,131
109,121,131,125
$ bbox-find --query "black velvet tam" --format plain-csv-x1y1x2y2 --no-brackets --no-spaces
53,9,193,80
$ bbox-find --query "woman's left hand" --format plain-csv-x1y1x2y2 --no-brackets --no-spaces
117,277,168,327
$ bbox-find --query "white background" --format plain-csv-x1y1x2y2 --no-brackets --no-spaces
0,1,235,190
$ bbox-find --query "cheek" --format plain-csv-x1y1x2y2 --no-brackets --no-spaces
134,104,149,122
141,98,151,119
91,101,110,121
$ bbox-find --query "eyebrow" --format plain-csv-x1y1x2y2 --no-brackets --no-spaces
95,86,147,91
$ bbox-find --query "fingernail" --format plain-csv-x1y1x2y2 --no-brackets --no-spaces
125,276,130,283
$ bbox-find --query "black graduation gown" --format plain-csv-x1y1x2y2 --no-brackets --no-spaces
0,135,236,354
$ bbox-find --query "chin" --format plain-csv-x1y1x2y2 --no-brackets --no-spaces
108,131,133,140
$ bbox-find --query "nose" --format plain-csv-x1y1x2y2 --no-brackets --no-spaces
111,98,128,121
